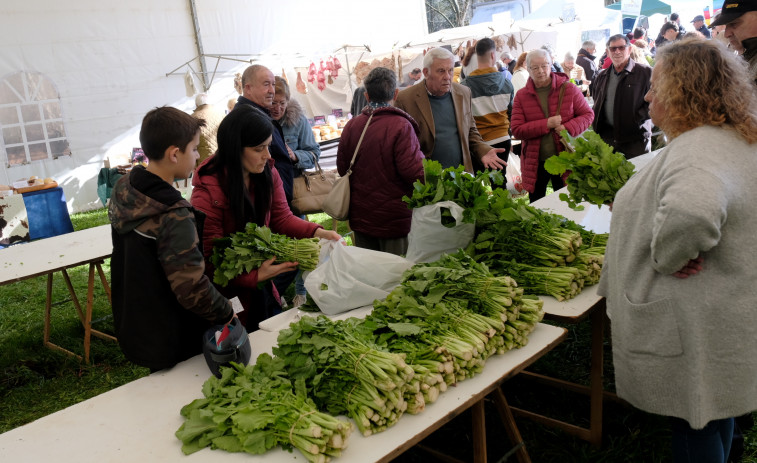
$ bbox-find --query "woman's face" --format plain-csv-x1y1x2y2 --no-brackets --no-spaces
270,94,287,121
644,65,666,128
242,135,273,174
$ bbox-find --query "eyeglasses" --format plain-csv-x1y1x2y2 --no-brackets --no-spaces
608,45,628,53
271,101,287,108
529,64,551,71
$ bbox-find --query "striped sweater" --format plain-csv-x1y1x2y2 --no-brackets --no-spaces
461,67,514,144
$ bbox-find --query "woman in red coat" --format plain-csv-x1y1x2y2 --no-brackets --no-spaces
511,49,594,202
191,105,340,329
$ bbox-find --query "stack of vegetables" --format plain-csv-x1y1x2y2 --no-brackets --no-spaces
403,159,504,225
176,252,546,458
175,354,353,463
272,315,415,437
368,251,543,385
210,223,321,286
544,129,636,211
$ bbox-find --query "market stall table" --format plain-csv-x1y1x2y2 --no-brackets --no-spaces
0,323,567,463
0,224,115,362
510,150,659,447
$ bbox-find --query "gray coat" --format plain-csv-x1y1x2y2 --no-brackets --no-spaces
598,125,757,429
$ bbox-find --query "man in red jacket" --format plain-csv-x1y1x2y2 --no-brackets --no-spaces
510,49,594,202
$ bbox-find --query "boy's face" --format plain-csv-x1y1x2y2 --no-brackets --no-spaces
242,135,272,174
175,131,200,179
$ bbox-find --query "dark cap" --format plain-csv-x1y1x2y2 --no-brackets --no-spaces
691,15,705,22
710,1,757,27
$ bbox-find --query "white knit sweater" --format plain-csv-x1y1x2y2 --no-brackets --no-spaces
598,125,757,428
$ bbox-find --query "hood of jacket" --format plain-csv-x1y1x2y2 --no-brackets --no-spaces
464,67,513,95
108,166,190,234
359,105,421,135
280,98,306,127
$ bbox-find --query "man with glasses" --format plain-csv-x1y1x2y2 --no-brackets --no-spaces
589,34,653,158
235,65,296,206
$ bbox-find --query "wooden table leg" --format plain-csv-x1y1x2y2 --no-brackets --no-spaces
84,263,96,363
44,273,53,347
60,268,85,323
472,400,487,463
492,388,531,463
43,272,83,360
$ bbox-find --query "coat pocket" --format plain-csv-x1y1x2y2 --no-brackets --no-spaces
617,294,683,357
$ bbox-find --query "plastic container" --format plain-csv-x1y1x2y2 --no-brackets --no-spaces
22,187,74,240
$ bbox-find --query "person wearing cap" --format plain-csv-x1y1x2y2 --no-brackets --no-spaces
710,0,757,85
691,14,712,39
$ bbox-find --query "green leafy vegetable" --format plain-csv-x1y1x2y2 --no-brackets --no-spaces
403,159,504,224
175,355,353,462
544,129,635,210
210,223,321,286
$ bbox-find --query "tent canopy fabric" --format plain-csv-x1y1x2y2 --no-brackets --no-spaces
607,0,672,17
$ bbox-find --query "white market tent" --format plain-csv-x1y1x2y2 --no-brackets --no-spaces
508,0,623,61
0,0,427,212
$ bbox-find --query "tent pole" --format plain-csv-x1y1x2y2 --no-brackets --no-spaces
188,0,209,92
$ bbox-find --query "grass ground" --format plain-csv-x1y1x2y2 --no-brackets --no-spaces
1,207,755,462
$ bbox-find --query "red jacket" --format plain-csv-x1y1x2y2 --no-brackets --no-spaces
337,106,425,238
190,158,320,311
510,73,594,193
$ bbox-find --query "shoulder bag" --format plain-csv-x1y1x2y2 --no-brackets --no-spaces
291,153,339,216
322,114,373,221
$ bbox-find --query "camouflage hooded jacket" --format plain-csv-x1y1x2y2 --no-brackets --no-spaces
108,166,232,370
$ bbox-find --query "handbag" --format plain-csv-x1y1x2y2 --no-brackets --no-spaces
291,155,339,216
322,114,373,221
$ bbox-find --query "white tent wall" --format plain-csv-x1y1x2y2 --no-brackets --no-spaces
0,0,202,212
0,0,427,213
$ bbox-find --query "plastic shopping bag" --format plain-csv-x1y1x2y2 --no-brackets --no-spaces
405,200,475,263
304,240,414,315
505,153,528,198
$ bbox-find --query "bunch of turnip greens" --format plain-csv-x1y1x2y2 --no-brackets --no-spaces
210,223,321,286
368,251,543,385
273,315,415,437
175,355,352,463
403,159,504,224
470,189,583,268
544,129,636,211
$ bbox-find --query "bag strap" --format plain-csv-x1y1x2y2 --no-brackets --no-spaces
553,82,569,117
345,113,374,176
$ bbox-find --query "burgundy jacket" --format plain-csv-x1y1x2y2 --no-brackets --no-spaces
190,158,320,311
510,73,594,193
336,105,425,238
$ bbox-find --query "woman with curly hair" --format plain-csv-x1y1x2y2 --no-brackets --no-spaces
598,37,757,462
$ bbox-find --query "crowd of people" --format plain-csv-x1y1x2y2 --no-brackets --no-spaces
106,2,757,461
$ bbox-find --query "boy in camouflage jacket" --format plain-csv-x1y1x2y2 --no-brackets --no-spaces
109,107,234,371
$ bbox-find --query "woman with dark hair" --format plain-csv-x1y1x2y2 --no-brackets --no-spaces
599,37,757,462
191,105,340,328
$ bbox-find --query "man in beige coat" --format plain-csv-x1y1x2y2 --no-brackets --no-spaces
394,47,506,174
191,93,224,164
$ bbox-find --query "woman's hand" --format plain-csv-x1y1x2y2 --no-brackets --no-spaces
673,255,704,279
257,256,299,282
314,228,342,241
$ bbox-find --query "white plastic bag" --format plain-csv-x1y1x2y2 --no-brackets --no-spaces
405,200,475,263
304,241,414,315
505,153,528,198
